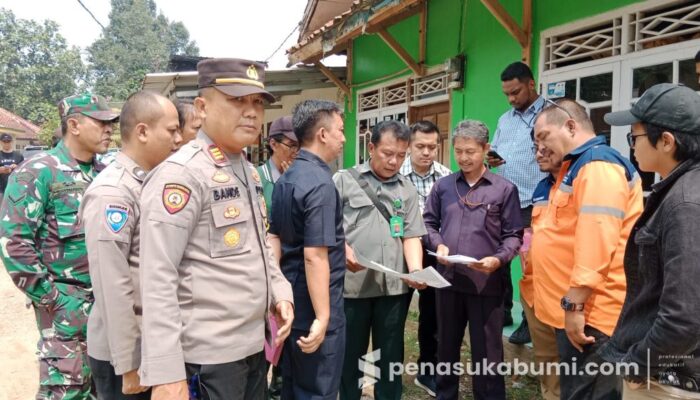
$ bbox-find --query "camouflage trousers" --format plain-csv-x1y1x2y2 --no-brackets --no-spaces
33,284,94,400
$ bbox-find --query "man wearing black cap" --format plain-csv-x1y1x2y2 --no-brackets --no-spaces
258,115,299,222
138,58,294,400
0,132,23,201
599,83,700,399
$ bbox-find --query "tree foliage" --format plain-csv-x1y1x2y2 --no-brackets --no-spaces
88,0,199,101
0,8,86,125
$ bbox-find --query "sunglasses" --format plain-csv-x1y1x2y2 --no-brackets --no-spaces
543,98,574,120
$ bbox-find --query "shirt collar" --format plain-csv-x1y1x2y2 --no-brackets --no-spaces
358,160,401,183
651,159,700,193
564,136,607,161
296,149,331,173
53,139,104,173
401,157,437,178
511,95,545,117
455,165,494,185
116,152,147,182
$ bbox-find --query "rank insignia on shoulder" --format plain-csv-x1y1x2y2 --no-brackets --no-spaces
224,205,240,219
163,183,191,214
208,145,227,165
105,204,129,233
224,227,240,247
212,170,231,183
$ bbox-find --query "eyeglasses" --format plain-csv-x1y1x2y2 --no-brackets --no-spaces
626,132,647,148
275,139,299,152
543,98,574,120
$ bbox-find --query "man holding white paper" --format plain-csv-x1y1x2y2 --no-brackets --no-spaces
333,120,425,400
423,120,523,400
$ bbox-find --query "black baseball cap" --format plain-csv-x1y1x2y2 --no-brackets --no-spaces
0,133,13,142
604,83,700,135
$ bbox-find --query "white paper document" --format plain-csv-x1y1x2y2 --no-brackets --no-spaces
353,249,451,288
426,250,479,265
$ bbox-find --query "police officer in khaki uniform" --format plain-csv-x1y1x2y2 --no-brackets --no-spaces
138,58,295,400
80,91,183,399
333,120,426,400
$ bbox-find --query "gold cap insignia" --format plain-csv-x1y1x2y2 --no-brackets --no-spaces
246,65,259,81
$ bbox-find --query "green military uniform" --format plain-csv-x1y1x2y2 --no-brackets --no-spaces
333,162,426,400
0,93,117,400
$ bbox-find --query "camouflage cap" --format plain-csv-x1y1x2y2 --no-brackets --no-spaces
58,93,120,122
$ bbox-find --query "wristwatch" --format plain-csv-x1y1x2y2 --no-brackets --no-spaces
560,296,585,312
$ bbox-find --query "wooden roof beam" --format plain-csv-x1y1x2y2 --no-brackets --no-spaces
479,0,527,47
377,28,425,76
315,61,350,98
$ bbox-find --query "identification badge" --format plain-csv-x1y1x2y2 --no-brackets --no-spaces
390,215,404,238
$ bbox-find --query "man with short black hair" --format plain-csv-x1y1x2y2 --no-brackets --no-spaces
600,83,700,399
399,120,451,396
0,132,23,201
81,91,183,399
335,120,426,400
488,61,547,331
269,99,346,399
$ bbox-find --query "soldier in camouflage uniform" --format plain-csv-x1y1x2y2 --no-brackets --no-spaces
0,93,119,400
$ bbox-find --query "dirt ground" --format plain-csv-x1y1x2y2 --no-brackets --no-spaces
0,264,39,400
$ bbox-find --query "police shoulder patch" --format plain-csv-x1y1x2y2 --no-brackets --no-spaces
163,183,191,214
105,204,129,233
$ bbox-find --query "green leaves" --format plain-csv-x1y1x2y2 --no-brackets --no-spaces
87,0,199,101
0,0,199,130
0,8,86,127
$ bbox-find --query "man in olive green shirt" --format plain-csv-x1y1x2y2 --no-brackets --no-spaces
333,120,425,400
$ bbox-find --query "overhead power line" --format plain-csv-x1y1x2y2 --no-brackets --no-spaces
76,0,106,31
265,24,299,63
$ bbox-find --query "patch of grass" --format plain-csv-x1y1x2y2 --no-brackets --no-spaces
396,304,543,400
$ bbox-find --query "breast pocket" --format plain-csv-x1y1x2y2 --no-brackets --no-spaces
208,200,251,258
346,195,374,229
552,191,576,227
53,195,84,240
483,204,502,237
634,226,660,280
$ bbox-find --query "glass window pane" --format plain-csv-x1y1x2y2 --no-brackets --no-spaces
581,73,613,102
679,59,700,91
633,63,672,98
589,106,611,145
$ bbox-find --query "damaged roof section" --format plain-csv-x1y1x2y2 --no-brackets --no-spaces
288,0,424,66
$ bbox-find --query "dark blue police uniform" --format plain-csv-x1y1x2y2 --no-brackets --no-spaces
269,149,346,400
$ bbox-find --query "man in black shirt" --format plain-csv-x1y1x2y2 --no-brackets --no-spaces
0,133,24,200
269,99,347,399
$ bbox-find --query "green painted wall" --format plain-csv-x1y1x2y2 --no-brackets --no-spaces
343,0,644,168
340,0,646,297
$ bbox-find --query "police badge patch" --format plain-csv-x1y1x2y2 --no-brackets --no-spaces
105,204,129,233
163,183,191,214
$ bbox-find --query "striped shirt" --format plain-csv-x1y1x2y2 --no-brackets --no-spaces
400,158,452,212
491,96,547,208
